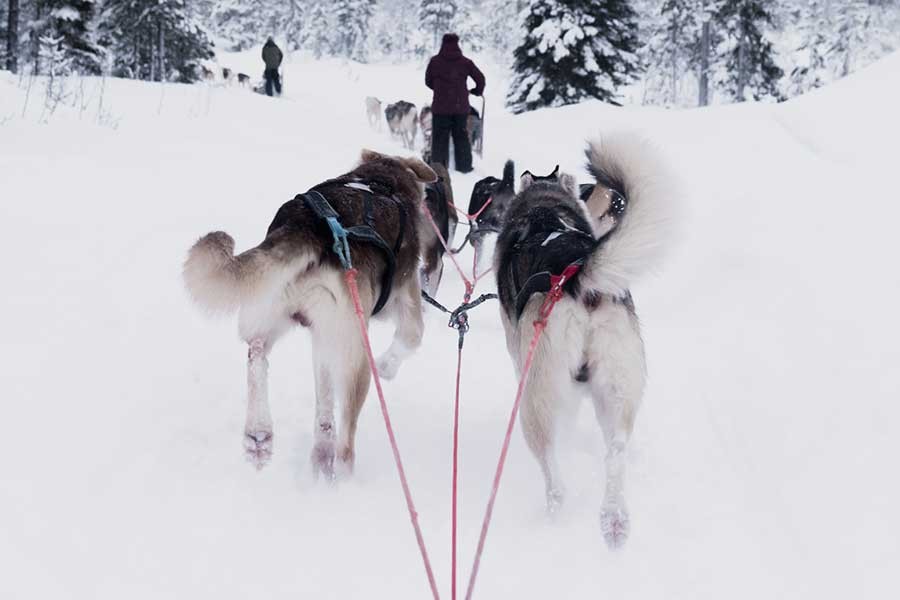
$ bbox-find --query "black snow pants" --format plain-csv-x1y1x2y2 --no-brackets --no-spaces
431,113,472,173
264,68,282,97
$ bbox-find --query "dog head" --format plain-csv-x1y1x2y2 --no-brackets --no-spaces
467,160,516,227
359,149,437,184
520,165,578,199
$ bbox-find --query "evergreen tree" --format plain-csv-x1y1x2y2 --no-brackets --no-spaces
644,0,702,105
334,0,375,62
788,0,830,95
283,0,306,50
212,0,268,51
101,0,213,83
714,0,783,101
507,0,641,113
304,0,333,59
419,0,457,50
37,0,103,74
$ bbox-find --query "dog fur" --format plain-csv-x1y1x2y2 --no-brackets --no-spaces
493,132,678,549
365,96,382,130
419,106,433,162
420,162,457,296
237,73,250,87
465,160,515,262
385,101,418,150
183,150,437,479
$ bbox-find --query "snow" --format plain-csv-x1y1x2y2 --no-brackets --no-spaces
1,48,899,599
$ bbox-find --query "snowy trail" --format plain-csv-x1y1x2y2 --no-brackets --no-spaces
1,51,899,599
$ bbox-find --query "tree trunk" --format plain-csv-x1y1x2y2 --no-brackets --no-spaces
158,19,165,81
737,34,747,101
6,0,18,73
670,24,677,104
31,0,41,74
149,28,156,82
699,20,710,106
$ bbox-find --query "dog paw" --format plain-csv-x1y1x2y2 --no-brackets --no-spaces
337,445,355,476
311,440,336,482
600,506,630,550
376,353,400,380
546,488,564,515
244,430,273,470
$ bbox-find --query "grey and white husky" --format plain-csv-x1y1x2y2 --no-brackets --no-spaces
494,133,678,549
183,150,438,478
385,101,418,150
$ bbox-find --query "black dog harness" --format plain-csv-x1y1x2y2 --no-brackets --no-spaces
297,181,407,316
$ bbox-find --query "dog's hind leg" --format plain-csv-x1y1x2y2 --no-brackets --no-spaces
588,308,646,549
244,337,274,470
519,364,568,514
375,277,424,380
311,358,337,481
337,346,371,474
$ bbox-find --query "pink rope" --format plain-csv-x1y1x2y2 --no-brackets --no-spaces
344,269,441,600
464,265,580,600
422,197,473,295
451,347,463,600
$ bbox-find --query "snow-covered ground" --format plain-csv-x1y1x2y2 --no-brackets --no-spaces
1,49,898,599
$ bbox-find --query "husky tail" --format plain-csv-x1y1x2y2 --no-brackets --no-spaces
582,132,681,296
183,231,307,314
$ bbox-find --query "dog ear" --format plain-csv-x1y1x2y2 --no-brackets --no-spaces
360,148,386,163
400,157,438,183
550,165,560,177
558,172,578,198
520,171,535,191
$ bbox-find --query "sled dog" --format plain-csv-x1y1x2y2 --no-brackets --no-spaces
493,133,678,549
385,101,418,150
465,160,515,261
237,73,250,87
420,162,457,296
419,106,433,162
365,96,382,130
183,150,438,478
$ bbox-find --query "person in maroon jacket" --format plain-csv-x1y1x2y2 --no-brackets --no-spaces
425,33,485,173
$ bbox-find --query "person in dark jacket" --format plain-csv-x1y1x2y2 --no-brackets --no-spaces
261,37,283,97
425,33,485,173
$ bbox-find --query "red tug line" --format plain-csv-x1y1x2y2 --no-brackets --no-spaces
341,187,576,599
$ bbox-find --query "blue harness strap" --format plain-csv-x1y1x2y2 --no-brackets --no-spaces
299,189,397,315
303,191,353,269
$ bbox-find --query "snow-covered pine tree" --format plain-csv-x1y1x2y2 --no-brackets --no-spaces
334,0,375,62
101,0,213,83
283,0,306,51
714,0,783,101
2,0,13,72
644,0,702,105
829,0,876,79
419,0,457,50
211,0,267,52
369,0,417,61
480,0,524,59
451,0,488,54
304,0,333,59
507,0,641,114
788,0,830,96
30,0,103,74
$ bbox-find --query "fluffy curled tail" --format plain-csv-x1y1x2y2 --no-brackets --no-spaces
183,231,269,314
582,132,681,296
